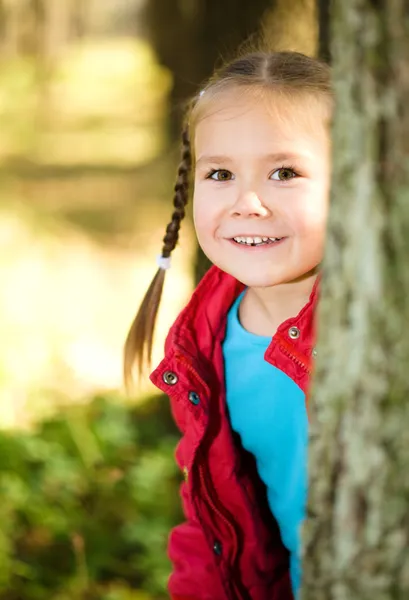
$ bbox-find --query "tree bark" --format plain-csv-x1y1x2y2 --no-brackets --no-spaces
303,1,409,600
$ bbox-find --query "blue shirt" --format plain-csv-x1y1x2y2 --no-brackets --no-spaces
223,292,308,596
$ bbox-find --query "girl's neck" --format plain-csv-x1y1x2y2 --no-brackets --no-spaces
238,269,319,337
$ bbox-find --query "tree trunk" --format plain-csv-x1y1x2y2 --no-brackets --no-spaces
303,1,409,600
142,0,273,139
317,0,331,62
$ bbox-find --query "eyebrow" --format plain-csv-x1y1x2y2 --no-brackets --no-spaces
195,152,313,166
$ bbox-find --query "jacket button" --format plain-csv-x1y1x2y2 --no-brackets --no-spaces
288,326,300,340
213,540,222,556
163,371,178,385
188,391,200,406
183,466,189,482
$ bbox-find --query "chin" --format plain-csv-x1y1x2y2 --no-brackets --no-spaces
235,274,284,288
216,259,316,288
217,264,285,288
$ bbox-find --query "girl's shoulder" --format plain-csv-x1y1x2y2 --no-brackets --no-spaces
164,266,244,355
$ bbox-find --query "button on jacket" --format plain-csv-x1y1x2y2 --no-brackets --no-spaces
150,266,319,600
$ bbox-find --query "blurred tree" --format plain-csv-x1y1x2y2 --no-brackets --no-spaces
262,0,317,56
0,0,63,58
143,0,318,282
143,0,271,137
303,1,409,599
317,0,331,62
0,0,107,60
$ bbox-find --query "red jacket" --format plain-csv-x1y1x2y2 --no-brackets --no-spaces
150,266,318,600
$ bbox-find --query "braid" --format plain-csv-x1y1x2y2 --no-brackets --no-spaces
162,129,191,258
123,127,192,390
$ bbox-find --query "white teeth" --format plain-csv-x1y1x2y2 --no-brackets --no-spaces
232,235,282,245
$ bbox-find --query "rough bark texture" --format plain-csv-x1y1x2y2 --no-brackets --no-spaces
302,1,409,599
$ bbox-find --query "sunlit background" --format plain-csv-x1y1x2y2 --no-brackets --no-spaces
0,1,316,597
0,6,196,428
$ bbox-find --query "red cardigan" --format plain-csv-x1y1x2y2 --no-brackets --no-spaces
150,266,318,600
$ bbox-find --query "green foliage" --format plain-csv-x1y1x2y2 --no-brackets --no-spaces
0,394,182,600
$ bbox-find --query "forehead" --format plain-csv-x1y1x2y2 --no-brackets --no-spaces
194,89,329,160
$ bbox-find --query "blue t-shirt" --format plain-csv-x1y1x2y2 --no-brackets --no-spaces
223,292,308,596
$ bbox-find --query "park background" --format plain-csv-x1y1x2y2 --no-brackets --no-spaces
0,1,319,598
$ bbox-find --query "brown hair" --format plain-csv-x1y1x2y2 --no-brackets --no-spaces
124,49,332,389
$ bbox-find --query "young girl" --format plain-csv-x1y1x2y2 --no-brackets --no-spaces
124,50,333,600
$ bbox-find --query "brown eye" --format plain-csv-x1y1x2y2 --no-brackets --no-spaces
271,168,297,182
209,169,233,181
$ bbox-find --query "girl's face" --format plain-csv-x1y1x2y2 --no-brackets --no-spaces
193,91,331,288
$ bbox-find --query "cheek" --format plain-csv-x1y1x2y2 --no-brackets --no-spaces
287,186,329,238
295,206,329,238
193,192,215,242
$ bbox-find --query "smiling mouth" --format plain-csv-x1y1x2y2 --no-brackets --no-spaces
231,236,284,247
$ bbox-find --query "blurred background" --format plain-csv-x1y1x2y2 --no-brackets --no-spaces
0,1,318,598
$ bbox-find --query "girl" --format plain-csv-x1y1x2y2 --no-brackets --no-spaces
124,50,333,600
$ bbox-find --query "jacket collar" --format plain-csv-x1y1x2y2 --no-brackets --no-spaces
164,266,245,361
164,265,319,365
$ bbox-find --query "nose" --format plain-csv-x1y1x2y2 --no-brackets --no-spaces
230,190,271,218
